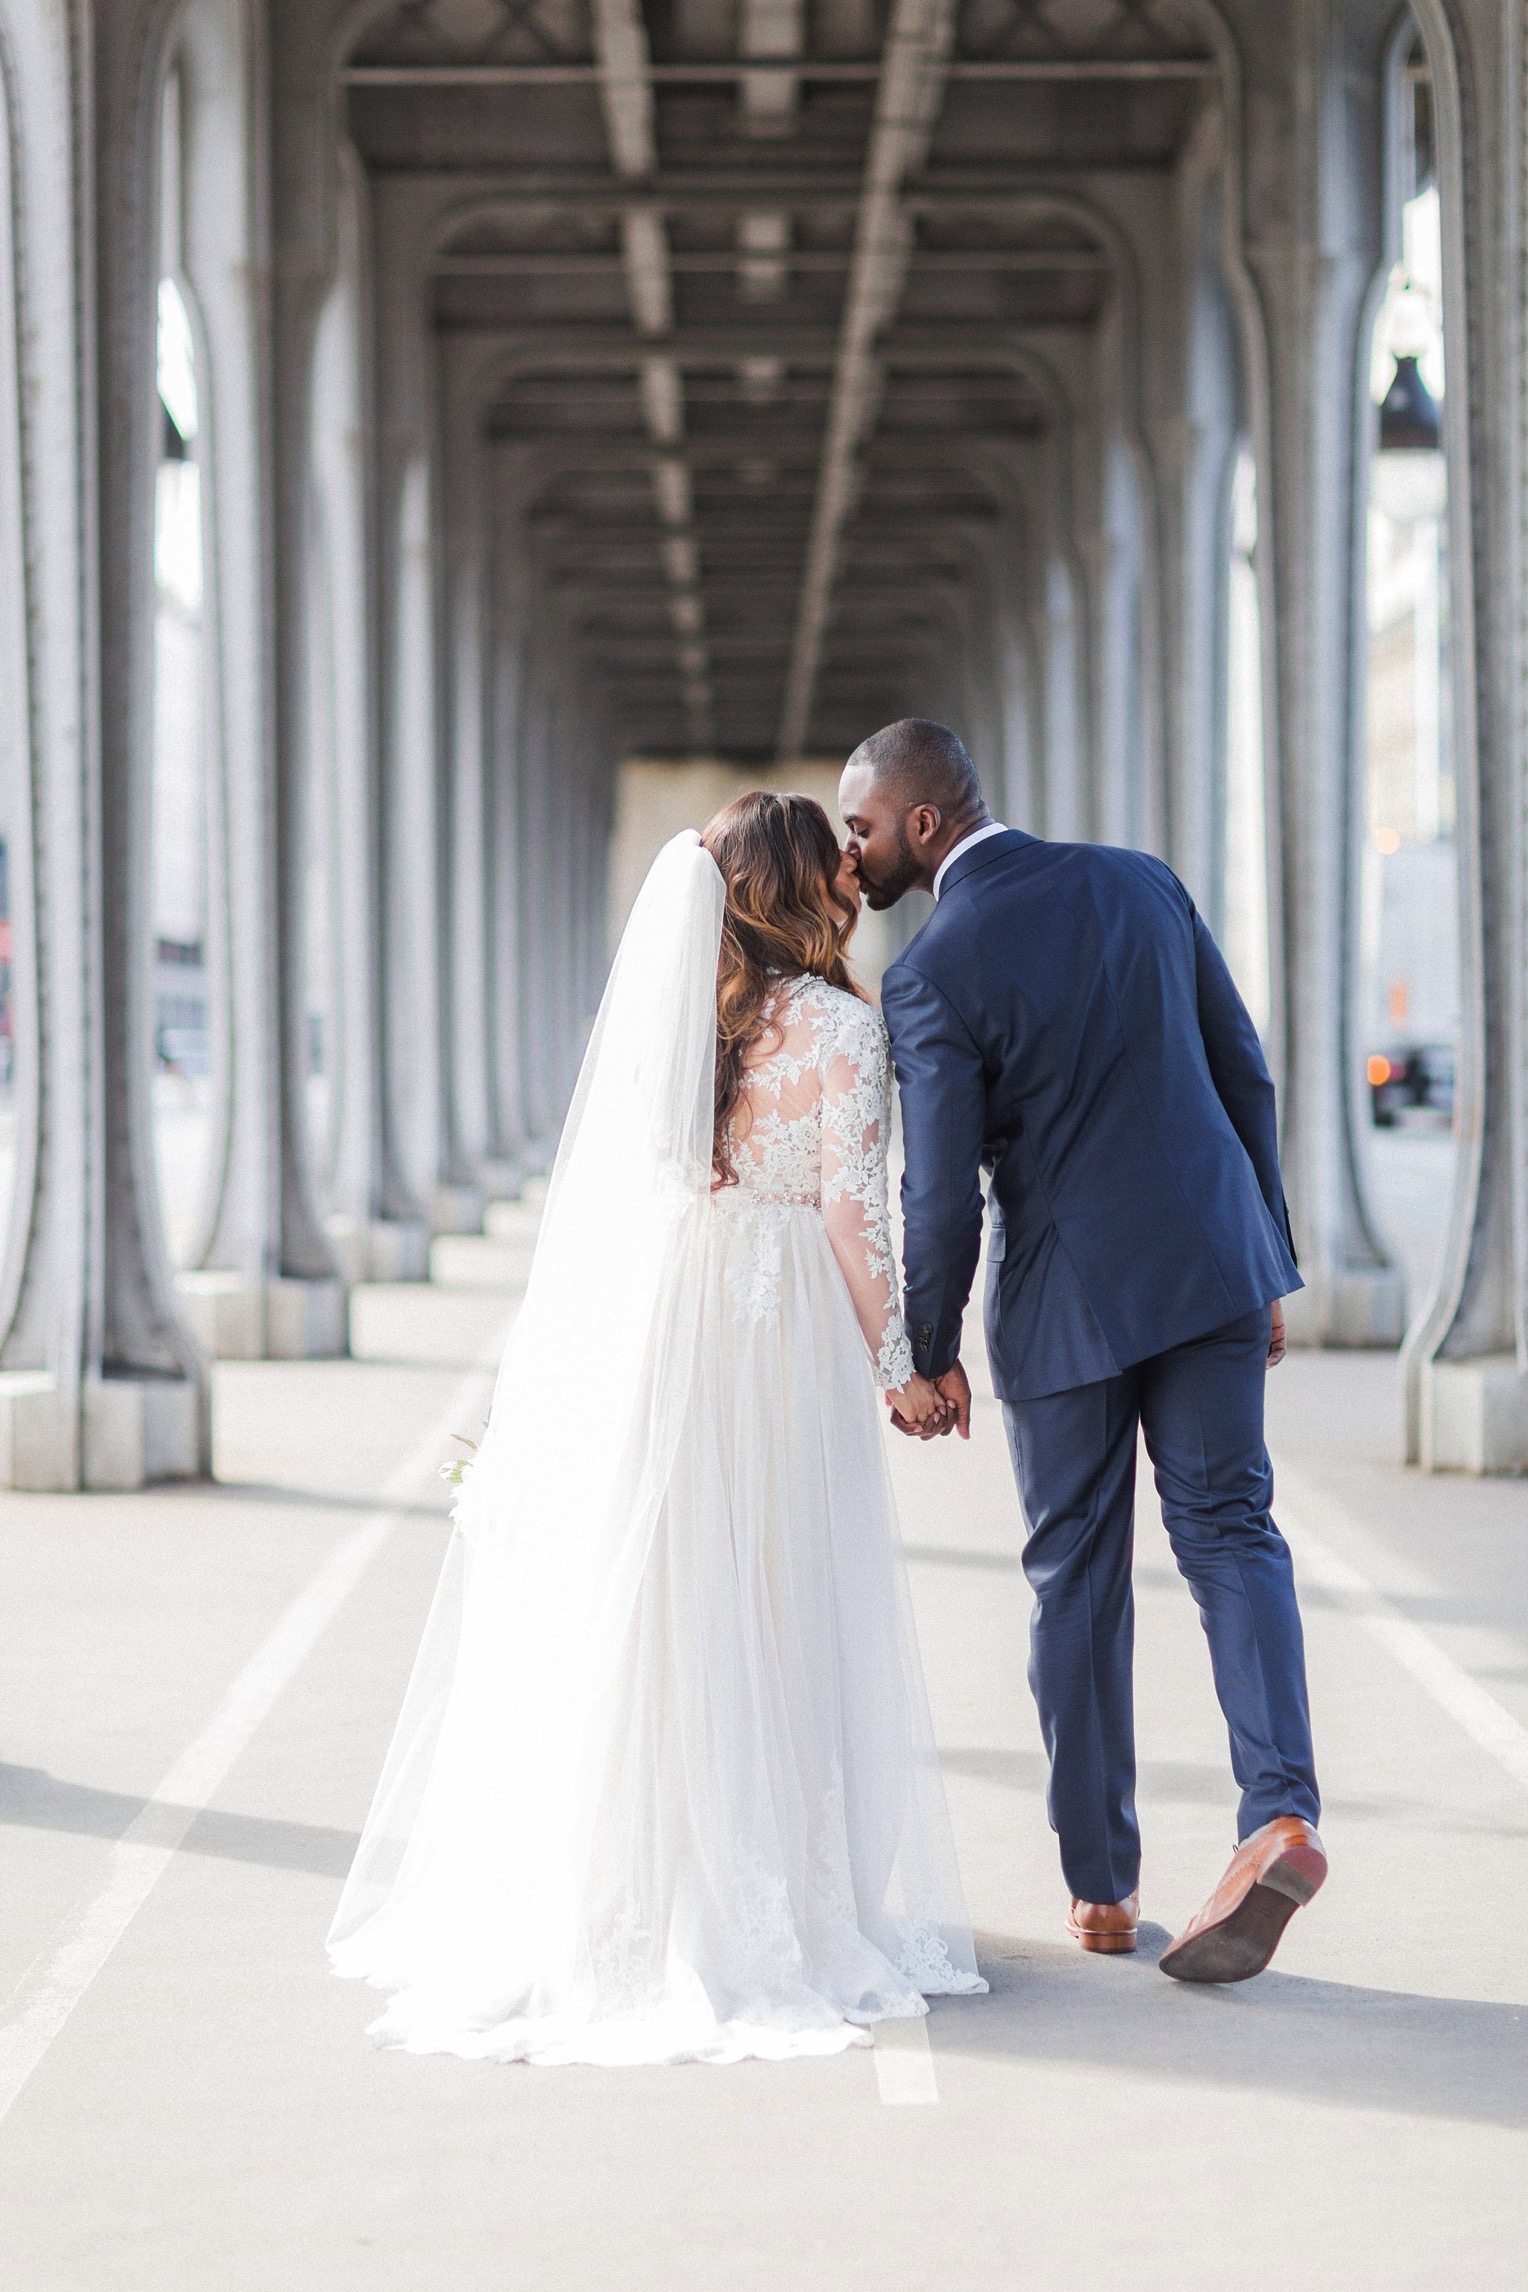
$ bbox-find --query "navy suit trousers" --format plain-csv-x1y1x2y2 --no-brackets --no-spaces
1000,1308,1319,1906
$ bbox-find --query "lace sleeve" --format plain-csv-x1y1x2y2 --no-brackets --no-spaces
820,1003,916,1392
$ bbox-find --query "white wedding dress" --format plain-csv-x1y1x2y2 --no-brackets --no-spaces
328,833,985,2065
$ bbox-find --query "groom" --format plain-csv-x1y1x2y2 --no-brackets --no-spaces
839,718,1325,1983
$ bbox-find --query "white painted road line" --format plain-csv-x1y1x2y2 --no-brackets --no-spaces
874,2013,939,2104
0,1371,492,2128
1276,1464,1528,1794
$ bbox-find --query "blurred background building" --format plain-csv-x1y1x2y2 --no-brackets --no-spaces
0,0,1524,1486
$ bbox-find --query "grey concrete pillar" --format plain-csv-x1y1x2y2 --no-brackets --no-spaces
439,341,499,1199
487,577,529,1172
1160,109,1246,920
1400,0,1528,1466
515,658,560,1163
369,179,465,1240
261,3,374,1329
303,138,389,1279
166,0,346,1362
0,0,202,1487
1008,365,1097,847
0,0,204,1486
1246,1,1406,1348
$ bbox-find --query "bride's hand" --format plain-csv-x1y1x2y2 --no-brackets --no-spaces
885,1373,949,1438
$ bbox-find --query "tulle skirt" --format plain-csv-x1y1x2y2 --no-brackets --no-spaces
329,1197,985,2066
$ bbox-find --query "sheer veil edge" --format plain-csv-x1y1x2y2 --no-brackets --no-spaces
327,832,725,1953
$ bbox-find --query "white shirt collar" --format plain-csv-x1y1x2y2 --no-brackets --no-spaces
932,820,1008,901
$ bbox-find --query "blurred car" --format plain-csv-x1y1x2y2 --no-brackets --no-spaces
1366,1043,1454,1127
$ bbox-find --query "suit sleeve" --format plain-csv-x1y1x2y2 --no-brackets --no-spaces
879,963,986,1380
1190,903,1296,1260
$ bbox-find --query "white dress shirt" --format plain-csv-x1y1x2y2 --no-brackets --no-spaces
932,819,1009,901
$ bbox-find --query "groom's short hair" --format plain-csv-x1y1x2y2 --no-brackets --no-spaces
848,719,984,823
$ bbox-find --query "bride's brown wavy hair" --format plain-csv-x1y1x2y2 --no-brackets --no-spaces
701,791,863,1188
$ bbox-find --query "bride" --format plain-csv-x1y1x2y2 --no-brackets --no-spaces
328,791,986,2065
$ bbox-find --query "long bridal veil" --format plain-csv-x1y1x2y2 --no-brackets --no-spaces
329,833,725,1980
329,828,984,2063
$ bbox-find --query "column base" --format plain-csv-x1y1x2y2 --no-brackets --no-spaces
477,1157,522,1200
264,1277,348,1360
323,1216,430,1285
177,1271,266,1359
1420,1354,1528,1473
1282,1266,1407,1350
175,1271,351,1359
0,1373,74,1489
0,1371,204,1491
431,1183,485,1236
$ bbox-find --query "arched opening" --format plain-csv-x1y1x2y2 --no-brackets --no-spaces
1221,440,1270,1037
149,68,215,1269
0,66,30,1308
1360,27,1458,1319
304,141,377,1250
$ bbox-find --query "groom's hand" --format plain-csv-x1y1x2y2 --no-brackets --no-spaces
1267,1299,1286,1368
933,1361,972,1440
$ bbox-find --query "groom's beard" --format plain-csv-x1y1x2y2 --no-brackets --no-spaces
858,822,922,910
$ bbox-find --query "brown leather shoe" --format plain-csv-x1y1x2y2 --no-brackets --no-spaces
1159,1817,1327,1984
1066,1892,1140,1954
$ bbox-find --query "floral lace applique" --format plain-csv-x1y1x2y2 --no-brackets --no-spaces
714,1192,787,1321
590,1893,657,2005
731,1851,805,1987
807,1768,862,1941
717,976,913,1389
894,1921,968,1995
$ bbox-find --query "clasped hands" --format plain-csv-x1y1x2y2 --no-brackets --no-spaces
886,1301,1284,1441
885,1360,972,1442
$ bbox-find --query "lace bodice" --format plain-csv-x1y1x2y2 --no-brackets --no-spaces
720,974,915,1391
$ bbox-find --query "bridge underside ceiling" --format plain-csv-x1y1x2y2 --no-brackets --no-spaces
346,0,1214,759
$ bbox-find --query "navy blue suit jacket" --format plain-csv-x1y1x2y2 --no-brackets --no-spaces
880,830,1301,1403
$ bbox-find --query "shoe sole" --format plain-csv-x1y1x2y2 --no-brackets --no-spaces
1067,1925,1138,1954
1158,1846,1327,1986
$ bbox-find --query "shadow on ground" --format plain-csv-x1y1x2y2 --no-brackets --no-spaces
935,1930,1528,2128
0,1766,358,1877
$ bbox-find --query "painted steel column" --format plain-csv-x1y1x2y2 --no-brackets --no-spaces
304,138,385,1271
487,512,530,1173
171,0,327,1361
1403,0,1528,1466
88,0,227,1477
1159,110,1243,913
369,176,457,1238
263,2,366,1327
515,651,558,1163
0,0,203,1487
1245,1,1405,1348
439,335,500,1199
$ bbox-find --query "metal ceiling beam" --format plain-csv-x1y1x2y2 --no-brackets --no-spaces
452,324,843,356
589,0,715,745
739,0,805,136
460,320,1080,362
776,0,956,756
397,167,1161,211
554,561,969,587
488,433,1029,473
436,247,1111,276
346,58,1214,86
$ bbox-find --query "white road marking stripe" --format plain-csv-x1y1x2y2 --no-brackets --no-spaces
0,1370,492,2127
1275,1466,1528,1793
873,2013,939,2104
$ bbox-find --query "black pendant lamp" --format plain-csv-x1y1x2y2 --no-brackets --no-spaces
1379,354,1441,450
